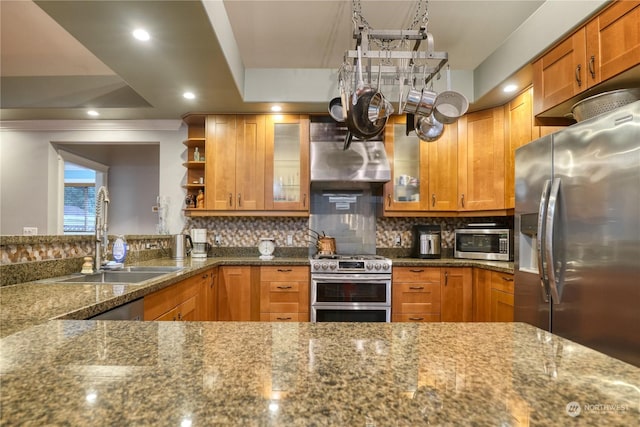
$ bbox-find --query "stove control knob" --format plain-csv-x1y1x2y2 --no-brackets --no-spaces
366,263,373,270
329,264,336,270
382,263,390,270
374,263,382,270
322,263,329,270
312,262,319,271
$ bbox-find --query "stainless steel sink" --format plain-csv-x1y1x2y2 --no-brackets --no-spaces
54,271,169,284
121,266,184,273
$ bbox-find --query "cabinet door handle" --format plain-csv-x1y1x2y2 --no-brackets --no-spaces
460,193,465,208
575,64,582,87
502,276,514,282
444,271,449,286
228,193,233,207
409,269,424,273
202,273,209,278
432,193,436,207
303,193,307,207
588,55,596,79
387,194,392,207
277,285,292,289
408,317,424,321
237,193,241,207
276,317,292,321
409,286,424,290
177,312,182,320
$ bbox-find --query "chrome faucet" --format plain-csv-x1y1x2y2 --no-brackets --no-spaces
95,186,110,271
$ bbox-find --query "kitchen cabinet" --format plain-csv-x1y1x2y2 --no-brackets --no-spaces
532,1,640,116
264,115,310,212
457,107,505,211
505,88,536,209
259,266,310,322
441,267,473,322
490,271,515,322
182,114,206,211
206,115,266,211
217,266,260,321
143,271,211,321
200,267,218,321
383,115,458,214
472,268,492,322
392,267,441,322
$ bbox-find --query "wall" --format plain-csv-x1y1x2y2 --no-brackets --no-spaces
0,121,186,235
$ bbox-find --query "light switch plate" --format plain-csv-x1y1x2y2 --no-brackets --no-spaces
23,227,38,235
287,234,293,246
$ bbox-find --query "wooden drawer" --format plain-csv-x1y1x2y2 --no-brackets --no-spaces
392,282,441,314
143,275,201,321
393,267,441,283
392,313,440,322
490,272,514,293
260,312,306,322
260,266,309,281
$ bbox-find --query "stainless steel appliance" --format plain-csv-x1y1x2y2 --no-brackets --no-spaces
454,226,511,261
310,255,392,322
190,228,209,259
170,234,193,260
411,224,441,259
514,100,640,367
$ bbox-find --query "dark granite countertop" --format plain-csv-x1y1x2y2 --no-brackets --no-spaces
1,321,637,425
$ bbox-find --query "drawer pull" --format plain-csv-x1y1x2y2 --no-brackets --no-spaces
409,269,424,273
502,277,514,282
409,286,424,290
277,269,293,273
408,317,424,321
276,317,292,321
276,285,292,289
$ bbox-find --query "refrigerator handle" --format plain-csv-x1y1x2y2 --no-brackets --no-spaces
537,179,551,303
545,178,562,304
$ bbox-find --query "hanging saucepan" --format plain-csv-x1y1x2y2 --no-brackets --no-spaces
433,65,469,124
328,97,344,122
345,46,387,141
415,113,444,142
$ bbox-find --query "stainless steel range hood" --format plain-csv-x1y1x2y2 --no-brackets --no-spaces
310,121,390,187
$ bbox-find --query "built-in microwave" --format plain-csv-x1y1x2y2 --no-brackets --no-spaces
454,228,512,261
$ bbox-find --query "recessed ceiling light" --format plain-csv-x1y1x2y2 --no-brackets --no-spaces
87,110,99,117
132,29,150,41
503,84,518,93
183,92,196,100
270,105,282,112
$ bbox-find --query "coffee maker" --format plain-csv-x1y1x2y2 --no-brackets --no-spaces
411,224,442,259
190,228,210,259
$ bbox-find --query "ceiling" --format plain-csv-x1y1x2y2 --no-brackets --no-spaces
0,0,602,121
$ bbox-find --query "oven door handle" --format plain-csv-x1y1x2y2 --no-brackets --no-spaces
311,275,391,284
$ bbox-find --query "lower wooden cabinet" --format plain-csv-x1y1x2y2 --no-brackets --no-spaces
143,269,214,321
440,267,473,322
392,267,441,322
490,271,515,322
472,268,492,322
259,266,310,322
217,266,261,321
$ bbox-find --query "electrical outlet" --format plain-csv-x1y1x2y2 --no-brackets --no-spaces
215,235,221,246
23,227,38,236
394,234,402,247
287,234,293,246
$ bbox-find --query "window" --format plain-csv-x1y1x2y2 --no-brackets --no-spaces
63,163,96,234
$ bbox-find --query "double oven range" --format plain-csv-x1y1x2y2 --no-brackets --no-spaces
310,255,392,322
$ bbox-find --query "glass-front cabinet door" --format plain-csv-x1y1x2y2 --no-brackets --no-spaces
265,115,309,212
383,115,428,212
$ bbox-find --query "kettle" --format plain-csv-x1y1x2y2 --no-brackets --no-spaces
411,225,441,259
171,234,193,260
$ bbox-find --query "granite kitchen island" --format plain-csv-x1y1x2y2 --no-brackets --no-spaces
1,321,638,426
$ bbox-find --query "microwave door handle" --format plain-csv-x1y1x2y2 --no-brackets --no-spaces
537,179,551,303
544,178,562,304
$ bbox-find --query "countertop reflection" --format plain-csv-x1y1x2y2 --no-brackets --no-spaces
1,322,637,426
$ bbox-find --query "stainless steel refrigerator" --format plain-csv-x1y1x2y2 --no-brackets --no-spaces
514,100,640,367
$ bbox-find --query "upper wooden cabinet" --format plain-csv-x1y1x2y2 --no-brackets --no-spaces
457,106,505,211
206,115,265,211
184,114,309,216
383,115,458,214
533,1,640,116
264,115,310,212
505,88,536,209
